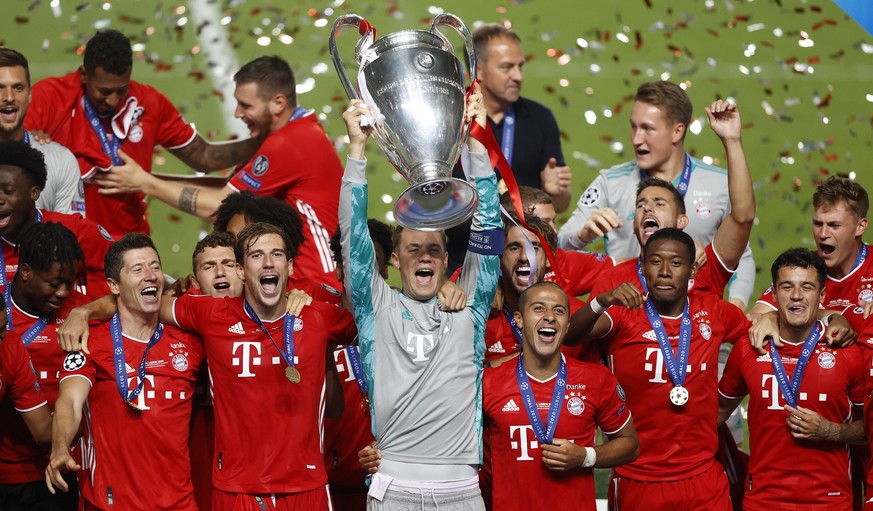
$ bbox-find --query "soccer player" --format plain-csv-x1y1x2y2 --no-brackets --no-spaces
0,222,90,510
190,231,243,299
92,56,343,291
25,29,263,237
559,83,755,309
719,248,865,510
483,282,638,510
577,228,749,511
751,177,872,315
340,85,500,508
0,141,113,299
588,100,755,302
0,48,84,214
46,234,203,510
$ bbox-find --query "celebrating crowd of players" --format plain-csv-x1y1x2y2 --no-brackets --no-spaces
0,21,871,511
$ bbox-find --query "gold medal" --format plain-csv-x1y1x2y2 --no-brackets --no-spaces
126,400,141,411
361,394,370,416
285,366,301,384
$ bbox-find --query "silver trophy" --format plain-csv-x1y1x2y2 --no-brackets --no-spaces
330,13,479,231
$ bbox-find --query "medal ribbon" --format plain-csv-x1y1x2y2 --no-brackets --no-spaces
345,345,368,396
288,106,311,123
853,244,868,273
641,153,692,197
82,95,123,166
644,299,692,388
635,259,648,293
515,354,567,444
3,281,50,346
502,305,523,344
769,322,822,408
110,313,163,405
243,300,296,370
22,131,30,145
499,104,516,167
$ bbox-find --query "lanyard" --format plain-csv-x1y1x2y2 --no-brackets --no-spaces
503,305,523,344
345,345,368,395
110,313,163,406
644,299,692,388
499,104,516,167
769,323,822,408
516,354,567,444
635,259,648,293
81,95,123,166
853,244,868,273
289,106,310,122
243,300,297,379
641,153,692,198
22,131,30,145
3,282,50,346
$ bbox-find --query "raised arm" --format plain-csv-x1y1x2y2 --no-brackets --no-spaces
708,100,755,270
168,133,263,173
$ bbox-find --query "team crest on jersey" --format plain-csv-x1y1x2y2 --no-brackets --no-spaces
293,317,304,331
696,203,712,219
128,124,144,143
817,351,836,369
252,155,270,176
858,289,873,303
579,186,600,206
63,352,86,371
171,353,189,372
567,396,585,416
616,383,626,401
699,323,712,340
98,225,114,242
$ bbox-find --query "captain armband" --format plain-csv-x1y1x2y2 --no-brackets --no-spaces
468,229,504,255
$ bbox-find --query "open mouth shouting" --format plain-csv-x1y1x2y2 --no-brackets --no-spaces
817,242,836,259
537,326,558,344
0,105,19,126
641,216,660,237
414,267,435,288
140,285,159,304
259,274,281,296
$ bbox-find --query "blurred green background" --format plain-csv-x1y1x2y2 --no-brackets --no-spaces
1,0,871,299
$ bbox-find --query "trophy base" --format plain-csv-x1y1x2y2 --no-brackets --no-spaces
394,177,478,231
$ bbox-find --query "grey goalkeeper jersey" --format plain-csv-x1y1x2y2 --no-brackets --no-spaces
557,155,755,303
29,135,85,215
340,151,500,467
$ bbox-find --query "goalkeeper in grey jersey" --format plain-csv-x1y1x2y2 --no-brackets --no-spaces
339,86,500,511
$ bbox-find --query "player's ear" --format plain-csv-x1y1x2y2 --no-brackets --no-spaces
390,251,400,270
235,264,245,284
107,278,121,296
856,217,868,237
269,94,286,116
29,186,40,202
676,214,689,230
18,263,32,282
514,310,524,331
78,66,88,86
287,258,293,278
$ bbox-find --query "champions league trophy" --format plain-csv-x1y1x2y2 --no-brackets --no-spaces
329,13,479,231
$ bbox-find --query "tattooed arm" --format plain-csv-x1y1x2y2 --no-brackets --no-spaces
168,134,263,172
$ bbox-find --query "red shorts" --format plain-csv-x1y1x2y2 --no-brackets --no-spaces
212,486,332,511
609,460,731,511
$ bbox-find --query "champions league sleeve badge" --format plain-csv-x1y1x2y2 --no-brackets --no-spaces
579,186,601,206
63,352,87,372
252,155,270,176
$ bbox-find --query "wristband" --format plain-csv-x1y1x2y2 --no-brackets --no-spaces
582,447,597,468
589,296,606,315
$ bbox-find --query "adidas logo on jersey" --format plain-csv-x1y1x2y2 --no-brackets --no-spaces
502,399,520,412
487,342,505,354
228,322,245,335
643,330,657,341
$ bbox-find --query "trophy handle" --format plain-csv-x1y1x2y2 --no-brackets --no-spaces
430,14,477,87
329,13,375,100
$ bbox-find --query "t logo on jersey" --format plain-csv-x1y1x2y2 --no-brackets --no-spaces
127,374,155,410
509,425,538,461
334,348,357,383
644,347,705,384
232,341,262,377
405,333,435,362
760,374,827,410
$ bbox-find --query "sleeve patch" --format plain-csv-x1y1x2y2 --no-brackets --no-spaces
63,352,87,371
580,186,601,206
252,155,270,176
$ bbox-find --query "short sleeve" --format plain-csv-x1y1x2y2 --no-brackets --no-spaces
594,368,632,435
717,343,748,399
228,135,301,197
2,332,47,411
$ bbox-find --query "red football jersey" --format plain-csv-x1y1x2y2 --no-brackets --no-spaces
756,244,873,312
546,249,617,297
590,244,733,299
323,345,374,487
0,289,90,484
171,294,356,494
59,322,203,510
0,329,45,413
483,356,631,511
1,211,114,300
719,326,864,510
227,115,342,292
601,294,748,481
26,72,196,236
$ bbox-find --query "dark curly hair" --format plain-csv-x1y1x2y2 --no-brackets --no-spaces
83,30,132,75
0,140,47,190
212,191,303,260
